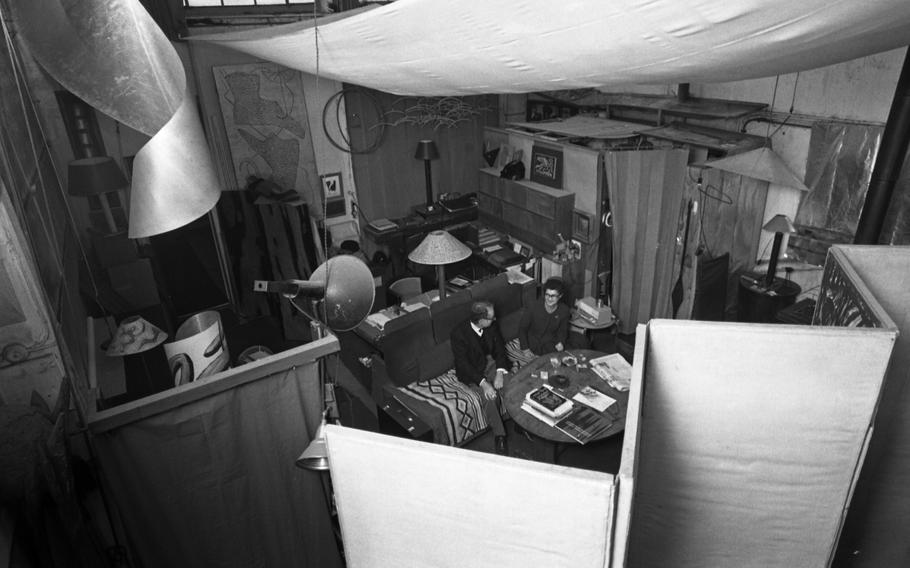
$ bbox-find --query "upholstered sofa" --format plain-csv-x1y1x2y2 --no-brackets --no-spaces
369,272,536,445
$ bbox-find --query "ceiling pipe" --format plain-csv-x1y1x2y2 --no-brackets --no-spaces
854,51,910,244
677,83,690,102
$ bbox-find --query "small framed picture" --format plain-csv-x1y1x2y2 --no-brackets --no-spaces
321,172,342,199
530,145,563,189
573,210,593,242
325,197,346,218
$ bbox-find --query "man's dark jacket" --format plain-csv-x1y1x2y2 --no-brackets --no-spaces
450,319,510,386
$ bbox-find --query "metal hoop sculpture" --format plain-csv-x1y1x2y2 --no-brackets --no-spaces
322,87,386,154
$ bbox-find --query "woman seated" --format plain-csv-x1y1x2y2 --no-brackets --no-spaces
510,278,571,367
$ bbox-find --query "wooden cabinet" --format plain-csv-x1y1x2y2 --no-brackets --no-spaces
480,125,601,297
478,168,574,253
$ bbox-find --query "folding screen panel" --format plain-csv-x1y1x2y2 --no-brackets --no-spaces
619,319,896,567
818,245,910,567
326,426,616,568
88,336,342,568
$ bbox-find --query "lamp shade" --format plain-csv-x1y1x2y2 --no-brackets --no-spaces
106,315,167,356
414,139,439,161
763,214,797,234
695,147,809,192
408,230,472,265
296,417,329,471
68,156,128,196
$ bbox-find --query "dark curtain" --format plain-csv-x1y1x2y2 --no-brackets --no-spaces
92,362,341,568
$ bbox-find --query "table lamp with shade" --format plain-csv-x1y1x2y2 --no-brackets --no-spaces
414,139,440,216
408,230,472,300
762,213,797,287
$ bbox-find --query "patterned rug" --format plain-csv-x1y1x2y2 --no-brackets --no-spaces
398,370,488,446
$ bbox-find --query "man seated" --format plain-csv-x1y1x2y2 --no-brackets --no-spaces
450,300,511,455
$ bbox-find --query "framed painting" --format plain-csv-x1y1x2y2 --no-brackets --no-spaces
321,172,343,200
530,145,563,189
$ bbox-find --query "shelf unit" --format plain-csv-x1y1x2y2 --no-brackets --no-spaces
477,167,574,252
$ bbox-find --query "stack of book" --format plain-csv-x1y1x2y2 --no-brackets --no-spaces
521,386,574,425
477,227,501,249
368,218,398,232
522,384,616,444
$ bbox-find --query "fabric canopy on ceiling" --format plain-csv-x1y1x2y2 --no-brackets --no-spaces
194,0,910,96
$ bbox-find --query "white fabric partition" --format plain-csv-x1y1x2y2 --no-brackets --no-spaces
325,426,616,568
194,0,910,96
623,320,896,568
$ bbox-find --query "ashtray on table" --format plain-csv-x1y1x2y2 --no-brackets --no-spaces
548,373,570,388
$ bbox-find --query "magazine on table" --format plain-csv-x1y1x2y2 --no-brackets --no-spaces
589,353,632,391
556,405,613,444
572,385,616,412
524,385,573,419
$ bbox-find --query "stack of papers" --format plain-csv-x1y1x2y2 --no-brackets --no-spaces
368,218,398,231
589,353,632,391
520,402,561,427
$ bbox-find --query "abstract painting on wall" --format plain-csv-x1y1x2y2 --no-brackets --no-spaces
212,63,321,210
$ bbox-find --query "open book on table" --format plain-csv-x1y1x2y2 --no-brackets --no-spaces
555,405,614,444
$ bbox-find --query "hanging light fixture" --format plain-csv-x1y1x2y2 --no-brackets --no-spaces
296,410,330,471
253,255,376,331
694,147,809,192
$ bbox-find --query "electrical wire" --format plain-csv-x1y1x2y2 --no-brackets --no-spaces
767,75,780,138
789,71,800,113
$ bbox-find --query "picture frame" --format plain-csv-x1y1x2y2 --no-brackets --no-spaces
572,210,593,242
529,145,563,189
325,197,347,218
321,172,343,200
525,100,579,122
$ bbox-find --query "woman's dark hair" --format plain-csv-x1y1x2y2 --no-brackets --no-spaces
543,277,565,297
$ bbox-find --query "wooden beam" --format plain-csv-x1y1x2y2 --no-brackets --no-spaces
87,335,339,434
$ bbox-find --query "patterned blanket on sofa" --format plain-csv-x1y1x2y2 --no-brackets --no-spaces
397,370,488,446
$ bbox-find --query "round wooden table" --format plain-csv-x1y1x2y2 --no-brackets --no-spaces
502,349,628,445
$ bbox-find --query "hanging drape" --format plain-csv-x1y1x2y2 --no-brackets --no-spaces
88,339,342,568
606,149,688,335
